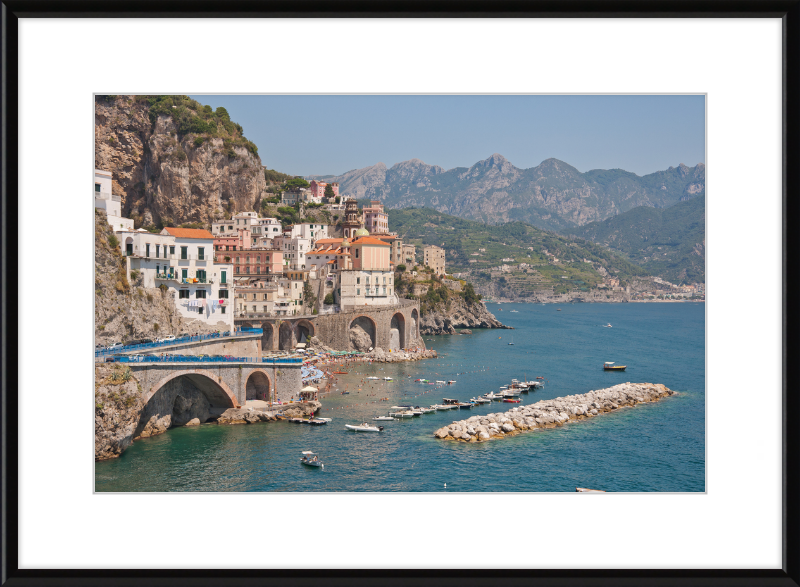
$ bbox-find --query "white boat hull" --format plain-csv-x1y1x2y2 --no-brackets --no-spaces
345,424,382,432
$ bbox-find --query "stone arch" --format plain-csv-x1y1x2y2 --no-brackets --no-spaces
390,312,405,351
134,370,239,438
279,321,295,350
245,369,272,402
295,319,315,344
349,315,376,352
241,321,254,331
260,322,274,351
410,308,419,342
145,370,238,408
124,236,134,256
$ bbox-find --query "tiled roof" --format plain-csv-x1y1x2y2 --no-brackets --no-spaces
163,227,215,239
350,237,391,247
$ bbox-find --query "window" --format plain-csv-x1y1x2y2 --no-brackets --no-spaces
357,288,360,295
179,289,190,299
196,290,207,299
219,290,228,299
383,287,386,295
221,270,226,284
95,183,101,193
263,294,268,300
252,306,257,312
145,244,150,257
383,276,386,284
156,265,160,274
156,245,160,257
221,306,226,314
356,277,360,284
355,249,359,258
170,246,175,255
198,307,204,314
366,276,370,284
182,269,188,280
181,246,188,260
198,247,204,260
251,294,256,300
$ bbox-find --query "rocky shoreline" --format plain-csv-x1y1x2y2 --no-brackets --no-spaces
419,298,511,335
433,383,675,442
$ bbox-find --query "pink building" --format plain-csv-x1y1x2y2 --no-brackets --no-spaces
308,180,339,200
350,236,391,271
214,230,283,276
363,200,389,234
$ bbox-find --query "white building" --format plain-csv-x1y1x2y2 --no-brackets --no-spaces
94,169,134,232
275,233,311,270
118,227,234,331
285,222,329,245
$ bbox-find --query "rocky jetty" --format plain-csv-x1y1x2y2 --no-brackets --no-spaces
368,347,437,363
433,383,674,442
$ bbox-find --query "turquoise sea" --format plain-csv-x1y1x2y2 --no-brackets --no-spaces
95,302,705,492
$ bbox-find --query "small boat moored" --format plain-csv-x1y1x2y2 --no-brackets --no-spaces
603,361,627,371
301,451,324,468
373,416,394,421
345,422,384,432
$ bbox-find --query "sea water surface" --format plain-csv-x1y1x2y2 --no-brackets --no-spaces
95,302,705,492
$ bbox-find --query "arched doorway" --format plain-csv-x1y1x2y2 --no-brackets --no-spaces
410,309,419,342
390,313,405,351
261,323,274,351
124,236,133,256
279,321,295,350
245,370,272,402
349,316,376,352
296,319,315,344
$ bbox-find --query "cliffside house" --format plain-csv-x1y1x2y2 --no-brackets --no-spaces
364,200,389,234
94,169,134,232
423,244,446,276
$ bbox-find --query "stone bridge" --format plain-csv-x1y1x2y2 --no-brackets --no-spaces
235,300,421,352
127,359,303,409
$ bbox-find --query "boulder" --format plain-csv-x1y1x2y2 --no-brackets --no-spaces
501,422,515,433
185,418,201,426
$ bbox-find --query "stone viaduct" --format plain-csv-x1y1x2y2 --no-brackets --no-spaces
127,358,303,408
235,299,421,353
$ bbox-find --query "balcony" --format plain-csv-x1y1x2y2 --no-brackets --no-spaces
94,191,121,202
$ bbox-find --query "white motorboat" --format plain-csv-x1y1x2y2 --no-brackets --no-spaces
471,397,491,404
373,416,394,421
436,380,447,384
418,407,436,414
383,377,393,381
345,422,384,432
315,417,333,422
389,410,415,418
301,451,324,468
483,392,504,401
366,376,380,380
604,323,612,328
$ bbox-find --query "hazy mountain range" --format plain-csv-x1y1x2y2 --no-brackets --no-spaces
310,154,705,232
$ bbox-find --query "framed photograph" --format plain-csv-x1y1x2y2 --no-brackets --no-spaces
3,2,794,584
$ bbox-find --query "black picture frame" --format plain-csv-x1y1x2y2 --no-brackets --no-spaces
1,1,795,585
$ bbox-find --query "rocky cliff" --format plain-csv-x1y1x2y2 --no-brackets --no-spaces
95,95,267,228
418,294,510,335
313,154,705,232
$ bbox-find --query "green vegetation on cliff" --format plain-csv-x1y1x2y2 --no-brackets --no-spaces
138,95,259,155
388,207,647,295
569,196,705,283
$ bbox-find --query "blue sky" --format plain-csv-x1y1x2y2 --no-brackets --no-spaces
189,95,705,177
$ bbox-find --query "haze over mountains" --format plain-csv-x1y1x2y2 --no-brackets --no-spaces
310,154,705,232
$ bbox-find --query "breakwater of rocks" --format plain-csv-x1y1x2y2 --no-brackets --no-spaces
433,383,674,442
